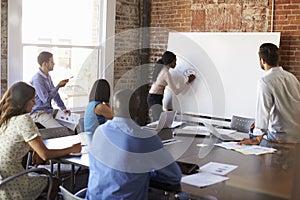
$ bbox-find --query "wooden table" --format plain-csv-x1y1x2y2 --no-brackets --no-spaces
43,132,299,199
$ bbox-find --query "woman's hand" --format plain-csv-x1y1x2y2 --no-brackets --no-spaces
32,151,47,167
71,143,82,154
187,74,196,83
63,109,71,116
237,135,263,145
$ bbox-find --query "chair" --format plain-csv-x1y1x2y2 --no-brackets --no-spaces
78,118,84,133
230,115,255,133
59,185,86,200
39,126,73,139
0,168,54,200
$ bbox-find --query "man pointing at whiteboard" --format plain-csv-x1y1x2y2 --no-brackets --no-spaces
239,43,300,145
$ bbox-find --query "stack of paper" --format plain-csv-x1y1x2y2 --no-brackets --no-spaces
181,162,237,188
215,142,277,155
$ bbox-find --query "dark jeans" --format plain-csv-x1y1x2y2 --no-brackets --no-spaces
147,94,163,122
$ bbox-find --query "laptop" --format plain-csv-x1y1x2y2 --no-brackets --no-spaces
144,111,177,131
203,122,248,141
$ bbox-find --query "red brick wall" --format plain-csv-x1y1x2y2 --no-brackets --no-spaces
273,0,300,78
114,0,141,87
149,0,300,80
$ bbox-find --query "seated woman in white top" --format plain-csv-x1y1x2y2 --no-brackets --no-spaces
147,51,195,121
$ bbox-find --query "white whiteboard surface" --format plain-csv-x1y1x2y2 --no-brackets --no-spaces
166,32,280,119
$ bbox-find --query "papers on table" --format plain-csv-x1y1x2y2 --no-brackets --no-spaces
174,125,210,136
181,161,237,187
215,142,277,155
181,172,229,188
171,121,184,128
162,139,181,146
174,125,237,136
215,128,237,135
200,162,238,176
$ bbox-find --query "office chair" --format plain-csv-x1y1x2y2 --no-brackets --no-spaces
39,126,73,139
0,168,54,200
230,115,255,133
59,185,86,200
78,118,84,133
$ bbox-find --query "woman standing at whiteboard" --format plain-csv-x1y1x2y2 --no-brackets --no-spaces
147,51,196,121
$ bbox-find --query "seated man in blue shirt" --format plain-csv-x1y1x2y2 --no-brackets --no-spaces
86,89,182,200
30,51,71,128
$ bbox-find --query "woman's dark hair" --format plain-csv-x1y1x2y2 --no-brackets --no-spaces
0,82,35,126
89,79,111,102
258,43,279,67
161,51,176,65
152,51,176,82
37,51,53,66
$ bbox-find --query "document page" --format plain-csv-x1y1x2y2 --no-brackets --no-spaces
55,110,80,130
181,172,229,188
174,125,210,136
200,162,238,176
215,142,277,155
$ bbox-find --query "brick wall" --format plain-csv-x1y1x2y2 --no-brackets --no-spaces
149,0,300,81
114,0,142,89
1,0,7,95
273,0,300,78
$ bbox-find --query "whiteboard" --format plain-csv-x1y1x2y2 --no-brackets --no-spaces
166,32,280,119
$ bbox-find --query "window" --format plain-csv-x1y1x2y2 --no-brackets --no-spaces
8,0,115,110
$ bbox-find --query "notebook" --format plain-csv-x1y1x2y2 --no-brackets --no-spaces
145,111,177,131
203,122,248,141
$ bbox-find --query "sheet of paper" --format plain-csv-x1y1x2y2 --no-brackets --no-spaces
200,162,238,176
174,125,210,136
162,139,181,146
146,121,159,128
215,142,242,150
215,142,277,155
43,135,80,149
181,172,229,188
215,128,237,135
170,121,183,128
235,145,277,155
55,110,80,130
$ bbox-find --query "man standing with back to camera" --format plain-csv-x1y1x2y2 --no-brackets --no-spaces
239,43,300,145
30,51,71,128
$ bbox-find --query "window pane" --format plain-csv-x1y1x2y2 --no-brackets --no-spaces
22,0,101,109
22,0,100,46
23,46,99,109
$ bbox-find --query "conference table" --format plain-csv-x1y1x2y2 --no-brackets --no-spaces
43,130,299,200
